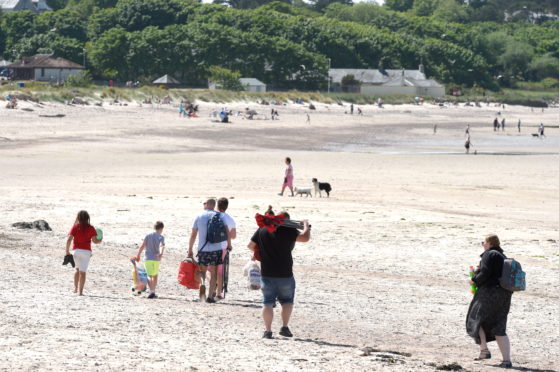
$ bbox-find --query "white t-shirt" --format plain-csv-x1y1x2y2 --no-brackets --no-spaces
192,210,223,253
219,212,236,250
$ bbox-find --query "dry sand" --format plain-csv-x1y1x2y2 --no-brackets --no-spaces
0,98,558,371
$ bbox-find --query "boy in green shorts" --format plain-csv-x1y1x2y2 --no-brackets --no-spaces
136,221,165,299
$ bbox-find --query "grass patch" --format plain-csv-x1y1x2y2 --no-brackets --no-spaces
1,82,558,106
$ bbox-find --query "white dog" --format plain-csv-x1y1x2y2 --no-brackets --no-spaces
294,186,313,197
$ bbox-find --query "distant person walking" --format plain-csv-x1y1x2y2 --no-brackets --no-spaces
433,124,437,134
539,123,545,137
493,118,498,132
306,113,310,124
517,119,521,133
278,157,294,197
350,103,354,115
65,210,102,296
248,208,311,339
501,118,505,131
465,124,470,137
465,136,472,154
466,234,514,369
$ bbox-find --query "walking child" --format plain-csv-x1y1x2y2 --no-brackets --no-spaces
136,221,165,299
65,210,102,295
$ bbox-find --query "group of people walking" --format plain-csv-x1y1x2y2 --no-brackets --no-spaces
64,178,516,365
64,196,312,340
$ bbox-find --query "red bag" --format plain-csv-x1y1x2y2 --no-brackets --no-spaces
178,258,200,289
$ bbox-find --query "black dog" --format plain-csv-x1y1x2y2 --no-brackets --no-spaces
312,178,332,198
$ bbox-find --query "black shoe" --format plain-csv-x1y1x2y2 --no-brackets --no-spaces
279,326,293,337
147,292,157,299
262,331,273,339
206,297,216,303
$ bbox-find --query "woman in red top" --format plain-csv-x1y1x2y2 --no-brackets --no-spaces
65,210,102,295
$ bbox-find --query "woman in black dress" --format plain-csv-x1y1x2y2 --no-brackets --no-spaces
466,234,513,368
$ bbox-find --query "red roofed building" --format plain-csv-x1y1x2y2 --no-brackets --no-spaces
7,54,84,82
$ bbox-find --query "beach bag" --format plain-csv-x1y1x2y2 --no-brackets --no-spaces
243,260,262,290
206,212,228,244
178,258,200,290
500,258,526,292
131,258,148,295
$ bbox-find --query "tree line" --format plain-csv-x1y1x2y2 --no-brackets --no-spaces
0,0,558,90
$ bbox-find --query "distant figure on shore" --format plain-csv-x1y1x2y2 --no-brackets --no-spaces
357,107,362,115
466,234,514,369
65,210,103,296
465,136,472,154
306,113,310,124
493,118,498,132
278,157,294,197
433,124,437,134
501,118,505,131
539,123,545,137
350,104,354,115
248,207,311,339
517,119,521,133
465,124,470,137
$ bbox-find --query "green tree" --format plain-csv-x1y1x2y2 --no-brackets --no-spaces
412,0,441,17
37,9,88,41
207,66,244,90
88,27,130,78
309,0,353,12
433,0,471,23
384,0,413,12
500,40,534,77
528,54,559,80
1,11,37,57
47,0,69,10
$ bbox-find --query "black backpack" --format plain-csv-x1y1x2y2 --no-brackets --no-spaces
199,212,227,254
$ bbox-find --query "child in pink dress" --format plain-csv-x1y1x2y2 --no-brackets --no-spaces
278,157,294,197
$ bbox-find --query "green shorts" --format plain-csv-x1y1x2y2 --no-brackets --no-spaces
144,260,161,276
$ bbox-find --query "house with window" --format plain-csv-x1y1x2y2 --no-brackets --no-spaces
7,54,84,82
0,0,51,13
329,65,445,97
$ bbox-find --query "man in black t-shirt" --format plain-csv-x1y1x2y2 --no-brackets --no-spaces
248,213,310,339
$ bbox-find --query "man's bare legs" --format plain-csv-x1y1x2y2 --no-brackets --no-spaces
281,304,293,327
262,306,274,332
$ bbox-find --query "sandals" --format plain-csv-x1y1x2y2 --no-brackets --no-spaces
499,361,512,368
474,349,491,360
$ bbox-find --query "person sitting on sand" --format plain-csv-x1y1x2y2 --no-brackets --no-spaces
247,208,310,339
65,211,102,295
136,221,165,299
278,157,294,197
466,234,513,368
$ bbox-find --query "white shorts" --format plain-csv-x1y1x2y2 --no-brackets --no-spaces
73,249,92,272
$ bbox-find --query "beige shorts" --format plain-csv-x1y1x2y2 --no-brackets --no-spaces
73,249,92,272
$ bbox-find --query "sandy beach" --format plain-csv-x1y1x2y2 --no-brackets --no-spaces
1,98,558,371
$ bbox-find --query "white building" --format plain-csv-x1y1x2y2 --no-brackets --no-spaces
7,54,84,82
329,66,445,97
0,0,51,13
239,78,266,92
209,77,267,92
